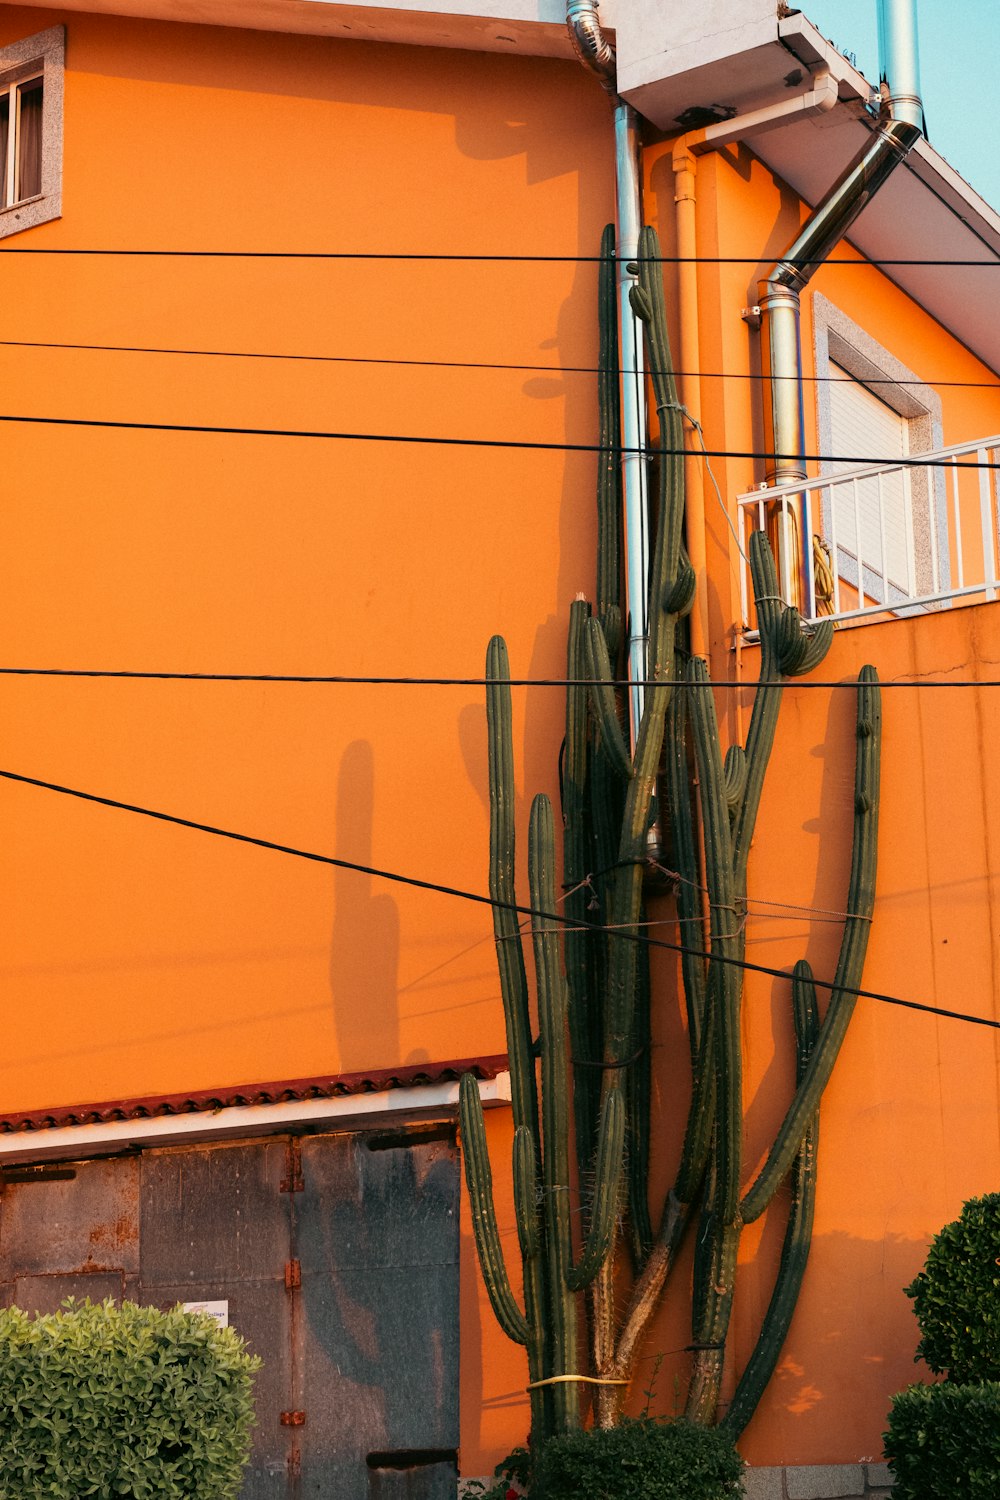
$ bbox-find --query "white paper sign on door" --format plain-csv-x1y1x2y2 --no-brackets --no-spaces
182,1299,229,1328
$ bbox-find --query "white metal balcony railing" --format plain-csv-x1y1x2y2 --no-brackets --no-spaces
737,434,1000,629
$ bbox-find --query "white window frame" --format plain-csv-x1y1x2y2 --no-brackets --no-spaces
812,292,949,608
0,26,63,241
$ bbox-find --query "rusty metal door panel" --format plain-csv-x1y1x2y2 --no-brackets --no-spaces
299,1131,460,1271
13,1271,124,1315
367,1462,459,1500
295,1132,459,1498
0,1155,139,1277
139,1140,289,1286
138,1140,294,1500
0,1128,459,1500
139,1279,293,1500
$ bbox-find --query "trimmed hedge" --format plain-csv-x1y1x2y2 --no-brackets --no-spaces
0,1298,260,1500
884,1381,1000,1500
905,1192,1000,1383
532,1416,744,1500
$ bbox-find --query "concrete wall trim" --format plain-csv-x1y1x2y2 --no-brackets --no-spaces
0,1072,512,1164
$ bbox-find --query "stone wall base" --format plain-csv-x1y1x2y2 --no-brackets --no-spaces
459,1461,894,1498
743,1463,893,1500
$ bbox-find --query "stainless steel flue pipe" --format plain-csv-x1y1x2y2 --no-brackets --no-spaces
758,0,924,614
566,0,649,744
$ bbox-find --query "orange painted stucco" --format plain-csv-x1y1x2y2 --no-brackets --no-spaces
0,3,997,1482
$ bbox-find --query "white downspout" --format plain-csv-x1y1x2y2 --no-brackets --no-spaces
566,0,648,747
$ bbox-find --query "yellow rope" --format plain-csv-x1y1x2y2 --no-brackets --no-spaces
526,1374,630,1389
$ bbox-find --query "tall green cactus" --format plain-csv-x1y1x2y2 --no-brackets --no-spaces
460,223,882,1445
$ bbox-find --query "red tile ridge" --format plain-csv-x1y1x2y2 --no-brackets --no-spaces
0,1054,510,1134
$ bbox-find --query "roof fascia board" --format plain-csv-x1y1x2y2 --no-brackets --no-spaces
0,1071,513,1164
10,0,586,57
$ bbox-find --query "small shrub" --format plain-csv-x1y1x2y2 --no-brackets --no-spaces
0,1298,261,1500
905,1192,1000,1382
533,1416,744,1500
884,1381,1000,1500
462,1446,531,1498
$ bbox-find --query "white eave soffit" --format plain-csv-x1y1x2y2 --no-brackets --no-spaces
5,0,590,59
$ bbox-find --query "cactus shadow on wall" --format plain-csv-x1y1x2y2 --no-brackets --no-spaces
329,738,401,1071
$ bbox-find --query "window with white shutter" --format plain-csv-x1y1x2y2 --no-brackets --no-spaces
827,363,915,596
813,296,946,614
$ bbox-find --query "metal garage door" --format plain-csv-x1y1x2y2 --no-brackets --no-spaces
0,1127,459,1498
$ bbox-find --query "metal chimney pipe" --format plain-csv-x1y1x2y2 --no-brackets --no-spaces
757,0,924,613
877,0,925,132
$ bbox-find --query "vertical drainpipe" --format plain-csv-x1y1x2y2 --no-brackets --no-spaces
566,1,648,747
758,0,924,614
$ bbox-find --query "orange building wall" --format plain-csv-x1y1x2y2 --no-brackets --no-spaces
0,4,616,1113
635,136,1000,1468
0,3,998,1479
0,8,620,1479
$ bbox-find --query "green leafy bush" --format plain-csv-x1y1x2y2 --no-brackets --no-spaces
0,1298,261,1500
532,1416,744,1500
884,1381,1000,1500
905,1193,1000,1382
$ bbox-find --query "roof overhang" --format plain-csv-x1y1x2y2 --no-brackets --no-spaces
1,0,584,58
0,1057,512,1164
9,0,1000,371
618,9,1000,379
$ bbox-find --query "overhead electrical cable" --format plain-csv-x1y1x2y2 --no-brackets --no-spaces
0,765,995,1033
0,339,996,390
0,410,995,469
0,668,997,689
1,247,999,266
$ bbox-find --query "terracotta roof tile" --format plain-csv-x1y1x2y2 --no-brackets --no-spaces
0,1054,509,1134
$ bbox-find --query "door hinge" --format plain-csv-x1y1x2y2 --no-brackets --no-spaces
280,1140,304,1193
287,1446,301,1480
281,1411,306,1427
284,1259,301,1289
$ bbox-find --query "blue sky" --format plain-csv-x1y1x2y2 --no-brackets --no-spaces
801,1,1000,210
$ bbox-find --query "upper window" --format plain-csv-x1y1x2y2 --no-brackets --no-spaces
0,27,63,240
1,72,44,208
827,360,914,596
812,293,945,613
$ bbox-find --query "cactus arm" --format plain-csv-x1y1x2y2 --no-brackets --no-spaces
741,666,881,1224
597,222,623,654
626,938,655,1266
568,1086,626,1290
731,534,786,887
674,998,717,1204
687,658,742,1224
530,793,580,1431
564,601,600,1182
723,744,748,813
686,1209,740,1424
459,1073,529,1346
599,225,687,1087
585,616,632,781
732,535,834,889
632,226,686,667
665,691,708,1056
513,1124,541,1260
486,636,539,1139
723,960,821,1438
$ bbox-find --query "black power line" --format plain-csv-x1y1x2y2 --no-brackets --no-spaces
1,337,996,392
1,247,1000,266
0,409,995,468
0,764,995,1033
0,668,997,689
